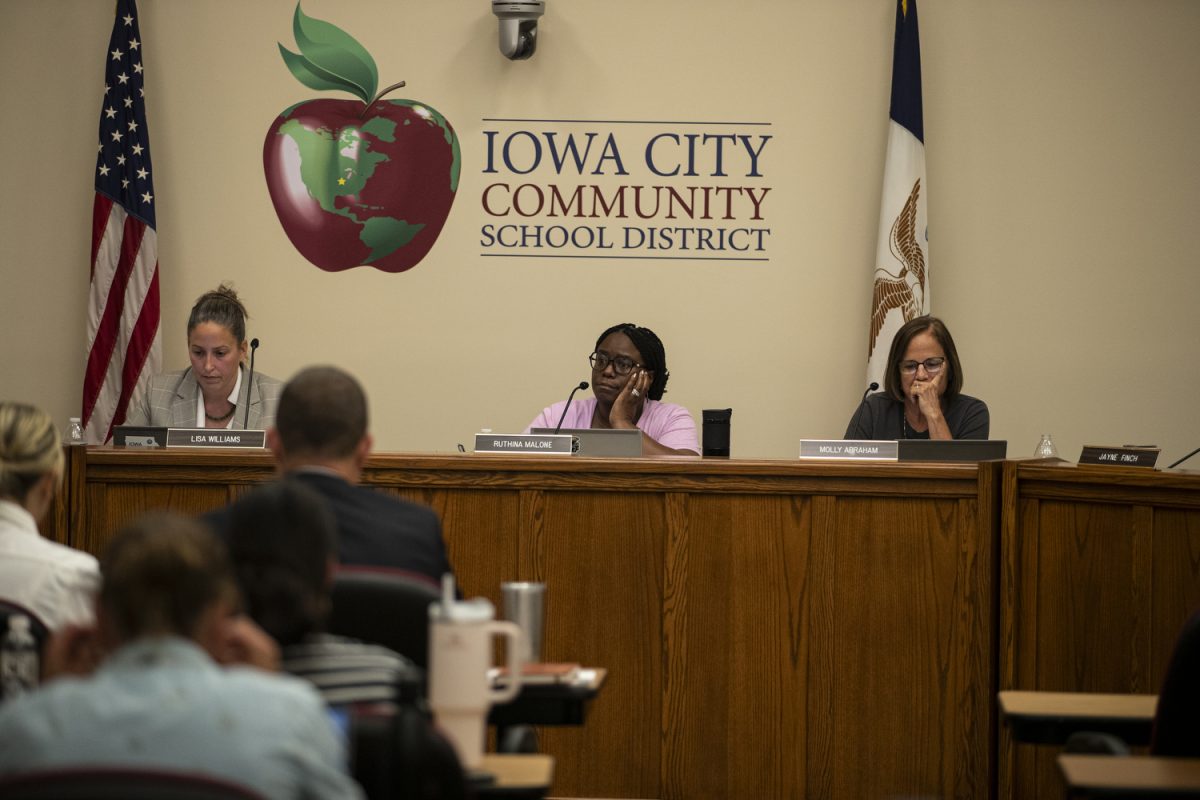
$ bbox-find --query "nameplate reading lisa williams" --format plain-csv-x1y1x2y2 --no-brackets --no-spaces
165,429,267,449
474,433,573,455
799,439,898,461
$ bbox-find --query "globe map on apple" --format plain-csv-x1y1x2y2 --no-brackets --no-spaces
263,4,460,274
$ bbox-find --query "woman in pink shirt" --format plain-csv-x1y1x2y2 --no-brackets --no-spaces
526,323,699,456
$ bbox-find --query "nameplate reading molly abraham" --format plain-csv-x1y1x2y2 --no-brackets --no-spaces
474,433,573,455
165,429,267,449
798,439,898,461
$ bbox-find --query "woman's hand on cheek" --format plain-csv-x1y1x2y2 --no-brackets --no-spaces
609,370,649,428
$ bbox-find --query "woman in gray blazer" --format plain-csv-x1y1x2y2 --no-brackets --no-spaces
125,285,282,430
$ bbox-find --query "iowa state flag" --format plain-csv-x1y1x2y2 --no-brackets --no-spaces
866,0,929,390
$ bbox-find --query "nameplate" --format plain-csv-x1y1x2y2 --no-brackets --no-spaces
165,429,267,449
1078,444,1160,468
113,425,167,448
799,439,898,461
474,433,573,455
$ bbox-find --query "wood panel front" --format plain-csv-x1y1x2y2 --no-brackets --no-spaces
999,462,1200,800
56,448,999,799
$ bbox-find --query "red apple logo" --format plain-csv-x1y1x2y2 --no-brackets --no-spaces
263,3,460,273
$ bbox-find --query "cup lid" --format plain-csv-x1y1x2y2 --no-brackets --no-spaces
429,597,495,623
501,581,545,591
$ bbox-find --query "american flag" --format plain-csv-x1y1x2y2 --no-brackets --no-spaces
82,0,161,444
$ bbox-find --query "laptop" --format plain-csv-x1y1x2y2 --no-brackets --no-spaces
530,427,642,457
897,439,1007,462
112,425,168,448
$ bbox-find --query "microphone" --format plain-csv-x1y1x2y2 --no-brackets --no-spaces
242,337,260,430
845,381,879,439
553,381,589,434
1168,446,1200,469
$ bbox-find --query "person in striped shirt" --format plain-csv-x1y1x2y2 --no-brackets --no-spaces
220,480,418,707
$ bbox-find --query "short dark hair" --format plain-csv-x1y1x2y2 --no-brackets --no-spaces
100,512,236,642
594,323,671,400
883,315,964,402
275,366,368,459
187,283,248,344
225,480,337,646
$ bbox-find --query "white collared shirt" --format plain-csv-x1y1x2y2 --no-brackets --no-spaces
193,365,243,428
0,500,99,630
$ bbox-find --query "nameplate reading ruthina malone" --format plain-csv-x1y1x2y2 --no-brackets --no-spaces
474,433,573,455
165,429,267,449
798,439,898,461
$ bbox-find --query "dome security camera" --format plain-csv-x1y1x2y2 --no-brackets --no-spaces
492,0,545,60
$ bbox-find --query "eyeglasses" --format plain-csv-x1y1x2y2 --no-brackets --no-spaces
589,352,643,376
899,357,946,375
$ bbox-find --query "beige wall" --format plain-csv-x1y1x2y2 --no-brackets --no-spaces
3,0,1199,462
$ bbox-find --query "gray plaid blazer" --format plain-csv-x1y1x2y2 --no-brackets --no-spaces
123,367,283,430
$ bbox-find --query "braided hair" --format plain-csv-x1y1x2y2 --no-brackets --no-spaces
594,323,671,400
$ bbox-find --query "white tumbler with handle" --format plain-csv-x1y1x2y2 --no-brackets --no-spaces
428,575,524,770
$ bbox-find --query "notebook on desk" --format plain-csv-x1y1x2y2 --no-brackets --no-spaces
529,428,642,457
897,439,1007,462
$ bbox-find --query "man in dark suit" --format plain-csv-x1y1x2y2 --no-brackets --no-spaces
249,365,454,584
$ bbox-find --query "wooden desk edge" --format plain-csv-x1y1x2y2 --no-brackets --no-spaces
481,753,555,789
1058,754,1200,791
999,690,1158,721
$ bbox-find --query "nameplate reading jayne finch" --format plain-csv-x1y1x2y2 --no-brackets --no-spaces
799,439,899,461
474,433,573,455
165,429,267,449
1078,444,1160,468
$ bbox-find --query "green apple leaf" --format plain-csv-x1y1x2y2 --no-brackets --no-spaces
278,45,368,101
288,2,378,105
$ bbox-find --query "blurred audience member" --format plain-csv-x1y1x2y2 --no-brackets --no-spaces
0,511,362,799
0,402,98,630
224,479,418,706
211,365,454,583
1152,608,1200,757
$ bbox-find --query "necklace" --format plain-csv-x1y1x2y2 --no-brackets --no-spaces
205,405,236,422
902,408,925,440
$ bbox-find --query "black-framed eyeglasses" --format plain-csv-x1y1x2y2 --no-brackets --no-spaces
899,357,946,375
589,352,643,376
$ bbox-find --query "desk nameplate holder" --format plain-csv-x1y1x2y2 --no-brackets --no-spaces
165,428,266,449
475,433,573,455
1078,445,1160,468
799,439,898,461
113,426,265,448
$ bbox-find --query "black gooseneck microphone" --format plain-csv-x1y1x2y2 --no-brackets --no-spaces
846,381,880,438
242,338,260,430
1168,446,1200,470
554,381,589,434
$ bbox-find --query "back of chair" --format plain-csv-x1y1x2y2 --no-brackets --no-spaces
0,767,265,799
0,600,50,701
328,568,441,669
350,705,466,800
1152,608,1200,757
